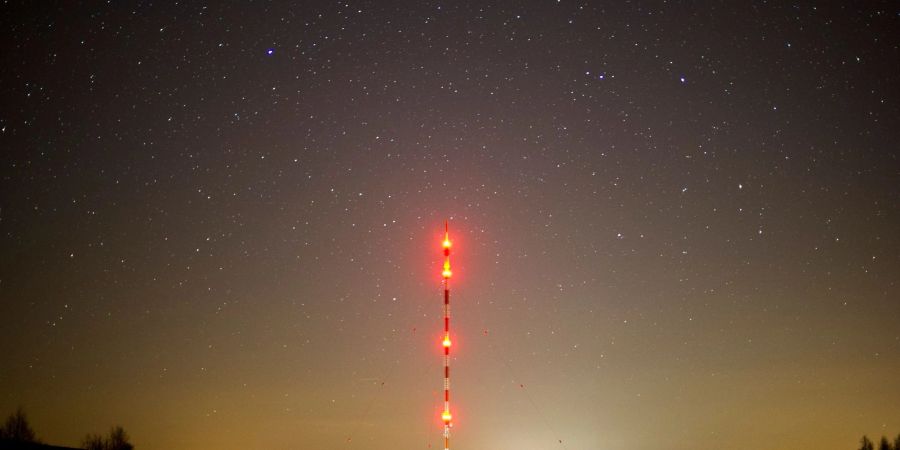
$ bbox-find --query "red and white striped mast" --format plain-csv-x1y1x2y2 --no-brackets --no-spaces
440,221,453,450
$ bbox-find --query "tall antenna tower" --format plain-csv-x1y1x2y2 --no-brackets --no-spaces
440,221,453,450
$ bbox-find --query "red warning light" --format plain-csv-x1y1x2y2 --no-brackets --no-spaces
441,410,452,423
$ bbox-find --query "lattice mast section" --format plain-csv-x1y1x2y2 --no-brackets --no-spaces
440,221,453,450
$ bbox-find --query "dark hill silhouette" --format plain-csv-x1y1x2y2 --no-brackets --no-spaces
0,441,79,450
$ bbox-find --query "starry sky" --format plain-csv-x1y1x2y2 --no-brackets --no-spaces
1,2,898,449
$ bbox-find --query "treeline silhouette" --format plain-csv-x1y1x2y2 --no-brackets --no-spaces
0,408,38,444
2,405,895,449
80,428,132,450
859,435,900,450
0,408,132,450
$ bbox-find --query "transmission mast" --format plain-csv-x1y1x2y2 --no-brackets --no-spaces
440,221,453,450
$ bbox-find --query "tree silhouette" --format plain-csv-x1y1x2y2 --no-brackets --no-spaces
0,407,38,443
107,426,133,450
81,426,133,450
858,434,900,450
860,436,874,450
81,433,105,450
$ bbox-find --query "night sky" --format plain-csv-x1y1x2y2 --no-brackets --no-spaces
1,2,899,449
